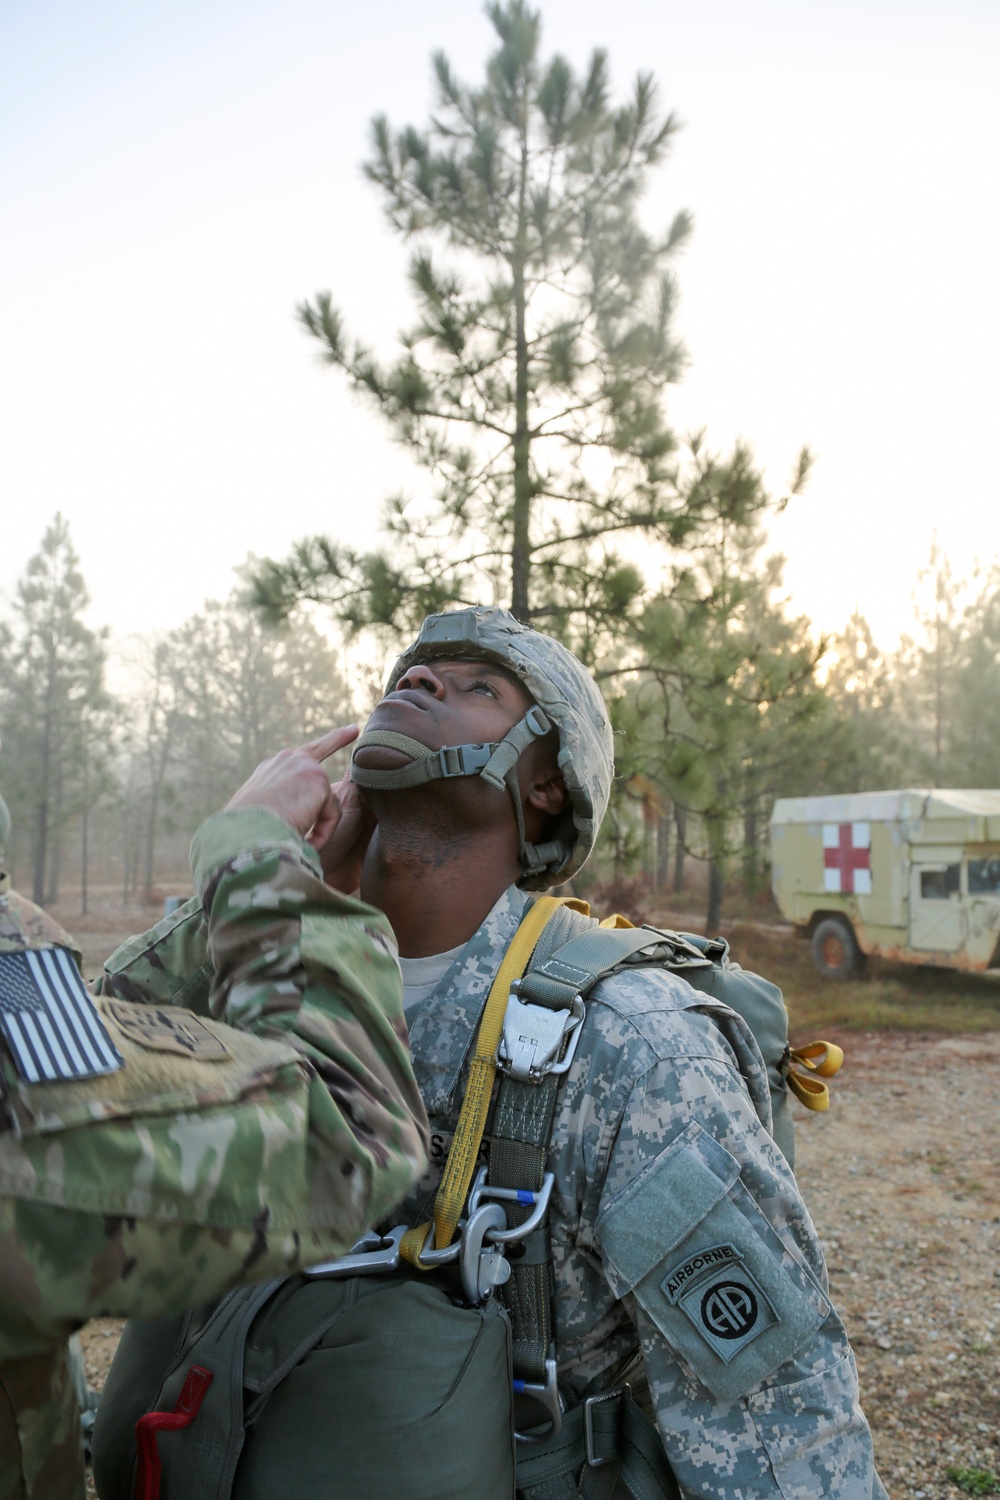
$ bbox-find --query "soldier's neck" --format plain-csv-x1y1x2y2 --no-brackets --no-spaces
360,821,520,958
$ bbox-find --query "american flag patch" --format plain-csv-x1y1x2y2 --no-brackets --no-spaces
0,948,123,1083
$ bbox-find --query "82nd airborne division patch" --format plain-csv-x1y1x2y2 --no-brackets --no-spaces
661,1242,777,1365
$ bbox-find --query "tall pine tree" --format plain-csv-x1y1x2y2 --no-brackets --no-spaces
0,516,111,904
251,2,793,642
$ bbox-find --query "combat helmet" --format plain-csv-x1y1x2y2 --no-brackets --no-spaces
351,607,615,888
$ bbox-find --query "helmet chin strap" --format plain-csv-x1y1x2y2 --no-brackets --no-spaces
350,706,564,878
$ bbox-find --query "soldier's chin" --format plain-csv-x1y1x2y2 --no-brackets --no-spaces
351,746,423,772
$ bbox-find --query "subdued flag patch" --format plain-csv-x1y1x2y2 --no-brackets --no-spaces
0,948,124,1083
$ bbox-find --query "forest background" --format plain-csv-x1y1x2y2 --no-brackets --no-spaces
3,3,1000,932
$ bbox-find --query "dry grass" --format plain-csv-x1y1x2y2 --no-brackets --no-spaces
707,919,1000,1040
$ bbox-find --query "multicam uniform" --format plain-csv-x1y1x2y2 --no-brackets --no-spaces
0,809,428,1500
110,881,887,1498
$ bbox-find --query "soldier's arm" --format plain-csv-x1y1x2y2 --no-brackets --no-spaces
100,729,429,1232
192,806,427,1206
95,898,212,1011
595,1041,886,1499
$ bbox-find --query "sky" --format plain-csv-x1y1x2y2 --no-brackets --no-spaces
2,0,998,656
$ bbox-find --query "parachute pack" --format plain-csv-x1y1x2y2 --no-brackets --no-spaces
93,897,841,1500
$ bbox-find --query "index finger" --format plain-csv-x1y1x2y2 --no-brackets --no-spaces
301,724,360,763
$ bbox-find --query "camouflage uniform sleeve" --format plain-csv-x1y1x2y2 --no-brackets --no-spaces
183,808,429,1226
595,1044,887,1498
95,897,212,1011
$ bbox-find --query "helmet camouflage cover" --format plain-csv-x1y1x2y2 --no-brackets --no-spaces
375,607,615,889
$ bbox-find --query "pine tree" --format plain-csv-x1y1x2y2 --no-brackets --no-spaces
116,590,354,888
0,516,111,904
250,2,794,643
610,467,827,929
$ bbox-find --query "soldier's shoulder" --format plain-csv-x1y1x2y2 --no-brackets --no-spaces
582,963,739,1070
0,885,80,959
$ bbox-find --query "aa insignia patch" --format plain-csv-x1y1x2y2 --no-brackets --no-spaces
0,948,124,1083
103,1000,231,1062
661,1242,776,1365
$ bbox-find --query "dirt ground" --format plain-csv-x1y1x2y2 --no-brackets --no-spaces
57,894,999,1497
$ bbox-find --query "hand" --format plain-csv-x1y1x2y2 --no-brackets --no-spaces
315,779,376,895
225,726,359,842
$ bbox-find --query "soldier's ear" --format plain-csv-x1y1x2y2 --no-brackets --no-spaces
526,767,569,819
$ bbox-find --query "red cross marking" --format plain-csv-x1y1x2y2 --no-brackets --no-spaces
824,824,870,893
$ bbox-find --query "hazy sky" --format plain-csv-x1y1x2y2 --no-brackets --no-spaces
2,0,998,653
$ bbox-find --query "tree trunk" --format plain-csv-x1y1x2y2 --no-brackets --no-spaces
742,797,759,895
673,804,686,892
144,780,160,892
509,130,531,622
46,761,62,906
80,742,89,917
706,859,724,933
655,809,671,893
32,794,48,906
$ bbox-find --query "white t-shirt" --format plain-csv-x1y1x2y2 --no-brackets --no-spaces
399,944,466,1013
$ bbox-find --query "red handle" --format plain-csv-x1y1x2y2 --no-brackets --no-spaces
135,1364,214,1500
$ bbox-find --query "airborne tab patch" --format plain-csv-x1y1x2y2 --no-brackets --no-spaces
662,1242,776,1365
104,1000,231,1061
0,948,124,1083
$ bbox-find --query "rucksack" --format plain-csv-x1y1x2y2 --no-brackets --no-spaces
92,898,840,1500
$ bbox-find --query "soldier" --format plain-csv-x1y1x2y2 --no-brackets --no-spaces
95,610,887,1498
0,730,429,1500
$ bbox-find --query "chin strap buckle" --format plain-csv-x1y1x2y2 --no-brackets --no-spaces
437,742,497,778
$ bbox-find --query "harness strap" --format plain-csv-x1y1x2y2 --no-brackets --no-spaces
401,895,574,1268
515,1391,682,1500
492,1070,560,1385
517,925,711,1009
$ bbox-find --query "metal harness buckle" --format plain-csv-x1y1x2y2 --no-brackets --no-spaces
497,992,585,1082
303,1224,407,1279
459,1203,511,1304
466,1164,555,1243
583,1385,628,1467
514,1357,563,1442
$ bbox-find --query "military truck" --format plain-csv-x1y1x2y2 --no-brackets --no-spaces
770,789,1000,978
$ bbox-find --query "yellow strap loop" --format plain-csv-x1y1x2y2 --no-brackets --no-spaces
400,894,576,1270
786,1039,845,1112
786,1070,831,1111
598,913,635,929
789,1040,844,1078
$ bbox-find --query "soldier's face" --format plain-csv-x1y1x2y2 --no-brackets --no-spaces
360,658,535,758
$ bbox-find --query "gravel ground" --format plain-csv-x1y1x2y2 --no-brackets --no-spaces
794,1031,1000,1497
79,1029,1000,1498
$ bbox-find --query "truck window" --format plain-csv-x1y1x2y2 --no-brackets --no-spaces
968,858,1000,894
920,866,960,899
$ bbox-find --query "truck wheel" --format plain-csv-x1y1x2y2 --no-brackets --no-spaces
811,918,861,980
